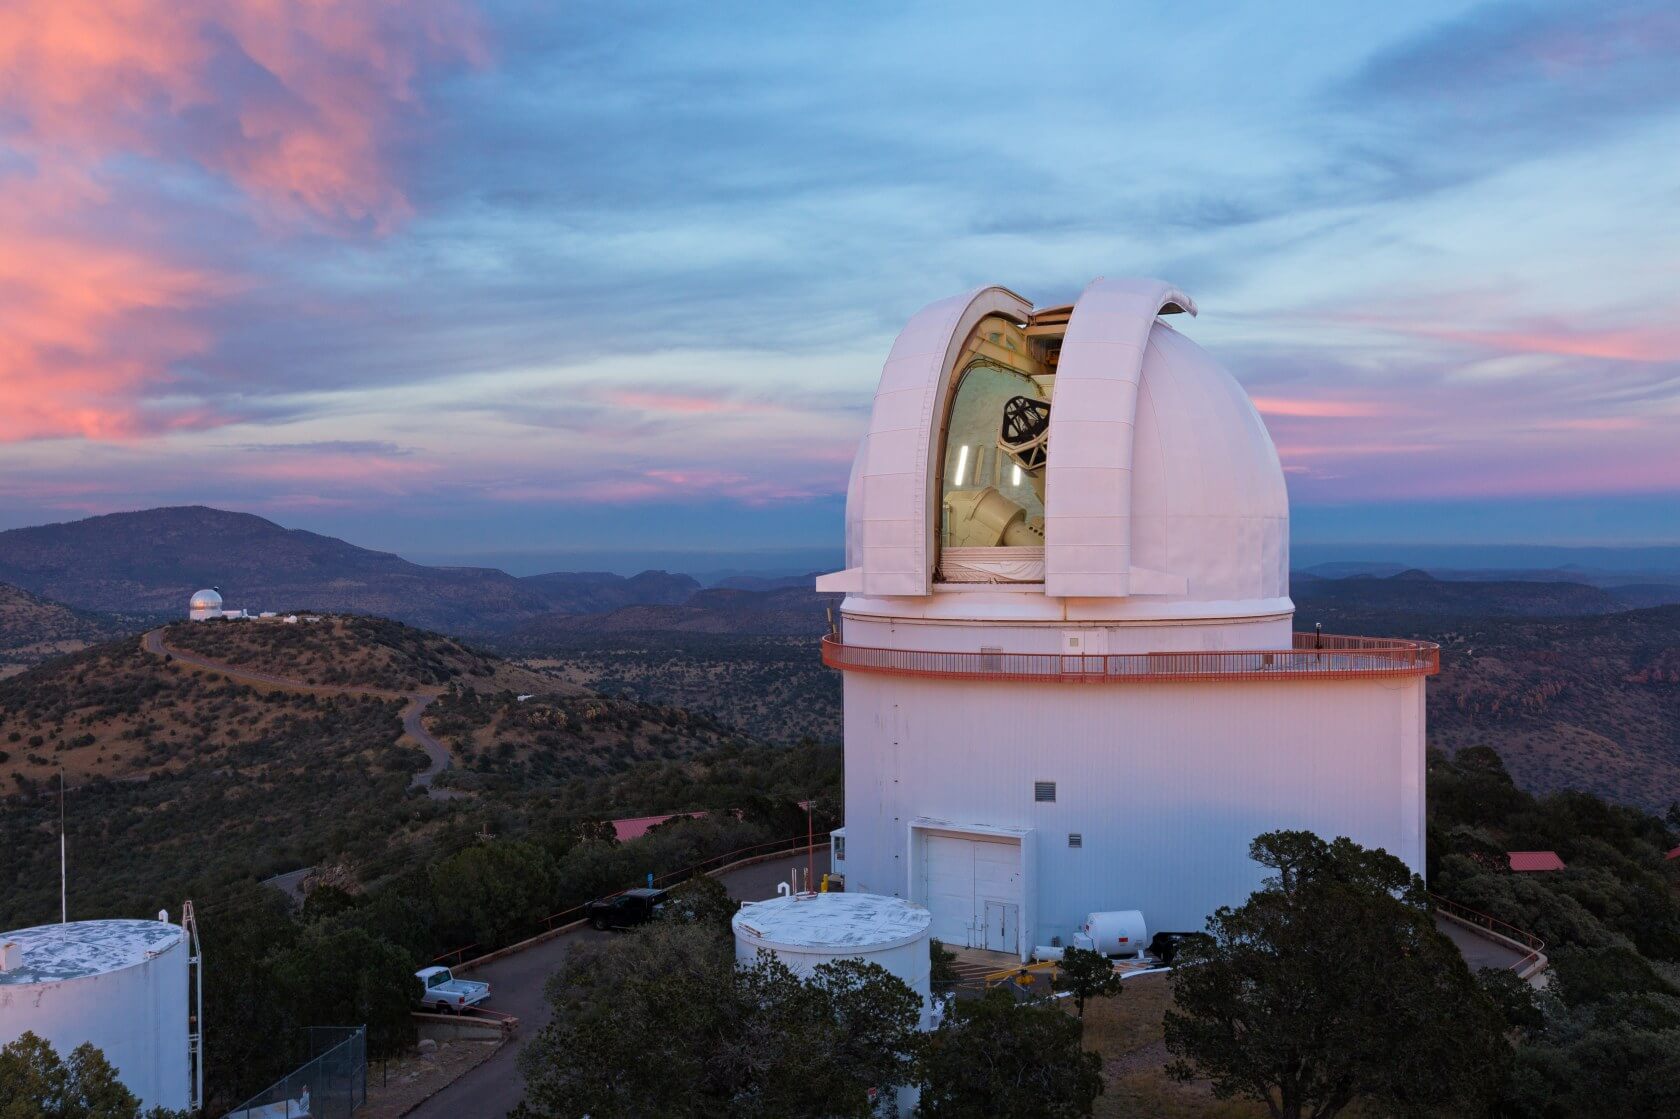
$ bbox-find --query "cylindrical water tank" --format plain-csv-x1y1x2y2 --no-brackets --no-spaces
0,919,190,1112
1080,910,1148,957
732,892,933,1020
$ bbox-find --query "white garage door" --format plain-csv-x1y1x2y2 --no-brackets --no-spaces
922,834,1022,952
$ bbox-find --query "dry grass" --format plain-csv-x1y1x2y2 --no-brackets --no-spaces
166,615,566,696
0,636,387,784
1080,975,1271,1119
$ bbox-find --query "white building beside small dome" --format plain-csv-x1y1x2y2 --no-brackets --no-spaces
0,918,194,1112
819,277,1438,959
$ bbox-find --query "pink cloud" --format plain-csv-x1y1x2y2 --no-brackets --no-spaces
0,0,486,230
0,1,485,445
1421,322,1680,364
1252,397,1387,419
605,389,784,416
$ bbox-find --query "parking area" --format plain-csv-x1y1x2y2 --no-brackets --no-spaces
404,846,830,1119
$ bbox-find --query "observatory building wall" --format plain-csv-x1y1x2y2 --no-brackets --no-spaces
839,671,1426,953
0,928,190,1111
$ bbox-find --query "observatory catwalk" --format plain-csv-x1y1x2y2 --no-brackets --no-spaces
818,277,1438,958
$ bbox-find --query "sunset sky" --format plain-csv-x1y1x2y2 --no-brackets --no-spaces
2,1,1676,572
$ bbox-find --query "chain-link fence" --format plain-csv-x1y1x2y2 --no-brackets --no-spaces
223,1025,366,1119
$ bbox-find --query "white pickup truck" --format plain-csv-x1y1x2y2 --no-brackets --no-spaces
415,966,490,1014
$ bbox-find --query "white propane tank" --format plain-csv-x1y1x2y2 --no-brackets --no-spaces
1080,910,1148,957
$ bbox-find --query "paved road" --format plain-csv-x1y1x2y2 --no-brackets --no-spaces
141,628,457,798
1434,913,1531,972
410,847,832,1119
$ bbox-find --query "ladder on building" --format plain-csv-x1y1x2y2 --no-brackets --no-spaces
183,899,204,1113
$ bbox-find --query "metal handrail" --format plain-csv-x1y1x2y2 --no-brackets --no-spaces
821,632,1439,682
1429,891,1547,974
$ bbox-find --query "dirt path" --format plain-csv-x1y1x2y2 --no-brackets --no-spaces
141,628,459,800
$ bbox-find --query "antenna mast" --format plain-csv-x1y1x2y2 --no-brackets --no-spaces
59,769,67,924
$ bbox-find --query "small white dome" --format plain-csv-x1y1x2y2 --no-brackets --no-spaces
189,589,222,610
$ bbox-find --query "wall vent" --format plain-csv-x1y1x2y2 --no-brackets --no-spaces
1067,833,1083,848
1034,781,1057,803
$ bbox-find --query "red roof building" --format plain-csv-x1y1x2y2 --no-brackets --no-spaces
611,811,707,842
1508,850,1565,872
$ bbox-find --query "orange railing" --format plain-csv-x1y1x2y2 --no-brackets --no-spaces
820,632,1439,683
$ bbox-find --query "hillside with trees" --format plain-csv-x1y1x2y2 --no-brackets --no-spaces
0,581,137,677
0,614,835,934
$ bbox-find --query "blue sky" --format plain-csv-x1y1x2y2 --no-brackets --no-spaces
1,1,1676,572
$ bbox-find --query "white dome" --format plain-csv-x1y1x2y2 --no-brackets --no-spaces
825,277,1288,616
188,590,222,610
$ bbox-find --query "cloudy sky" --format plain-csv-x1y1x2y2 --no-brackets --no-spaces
1,1,1676,572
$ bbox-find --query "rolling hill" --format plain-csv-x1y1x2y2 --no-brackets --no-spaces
1291,571,1626,619
0,506,705,634
0,613,770,927
0,582,140,676
490,586,842,745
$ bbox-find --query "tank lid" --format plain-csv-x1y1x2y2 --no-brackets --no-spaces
732,892,931,952
0,919,181,985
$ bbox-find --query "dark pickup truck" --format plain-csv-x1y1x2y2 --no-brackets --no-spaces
584,887,669,931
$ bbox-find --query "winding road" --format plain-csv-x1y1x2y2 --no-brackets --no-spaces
408,847,830,1119
140,628,457,799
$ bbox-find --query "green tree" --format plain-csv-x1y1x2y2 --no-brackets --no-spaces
929,938,958,988
919,989,1102,1118
0,1032,187,1119
428,839,559,949
270,926,418,1056
198,894,300,1109
515,923,922,1118
656,873,740,931
1052,946,1120,1018
1163,830,1510,1119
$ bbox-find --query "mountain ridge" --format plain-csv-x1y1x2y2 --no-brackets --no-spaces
0,507,708,633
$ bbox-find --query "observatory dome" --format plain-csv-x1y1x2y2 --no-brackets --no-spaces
189,589,222,611
825,278,1288,620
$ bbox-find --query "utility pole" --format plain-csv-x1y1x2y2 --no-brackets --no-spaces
60,769,67,923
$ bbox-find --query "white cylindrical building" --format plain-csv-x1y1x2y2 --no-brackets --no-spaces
0,918,191,1112
733,891,933,1115
733,892,933,1020
188,589,223,622
817,278,1438,959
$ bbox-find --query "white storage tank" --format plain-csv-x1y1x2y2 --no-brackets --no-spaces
0,918,190,1112
733,892,933,1023
1077,910,1148,957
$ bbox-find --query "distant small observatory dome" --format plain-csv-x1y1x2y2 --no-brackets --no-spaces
188,589,223,621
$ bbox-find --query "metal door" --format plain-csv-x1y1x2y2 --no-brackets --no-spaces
984,900,1018,954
